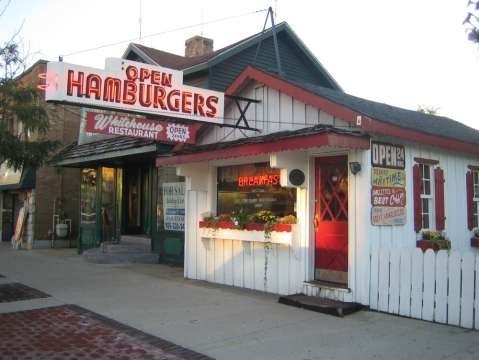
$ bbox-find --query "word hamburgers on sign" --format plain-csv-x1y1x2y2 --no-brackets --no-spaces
44,58,224,124
84,111,196,144
371,141,405,169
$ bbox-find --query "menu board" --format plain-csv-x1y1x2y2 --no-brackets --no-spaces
162,182,185,232
371,141,407,226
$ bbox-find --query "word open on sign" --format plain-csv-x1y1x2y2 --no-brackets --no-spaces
371,141,405,169
43,58,224,124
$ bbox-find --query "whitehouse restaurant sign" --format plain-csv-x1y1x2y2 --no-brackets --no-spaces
44,58,224,124
85,111,196,144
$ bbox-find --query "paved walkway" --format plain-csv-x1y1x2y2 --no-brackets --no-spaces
0,243,478,360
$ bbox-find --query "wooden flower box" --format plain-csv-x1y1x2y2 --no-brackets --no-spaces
471,237,479,248
198,221,294,245
416,239,450,252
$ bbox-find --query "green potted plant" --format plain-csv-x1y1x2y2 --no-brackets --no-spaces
417,230,451,251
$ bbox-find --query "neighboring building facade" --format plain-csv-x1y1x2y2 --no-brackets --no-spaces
0,60,81,248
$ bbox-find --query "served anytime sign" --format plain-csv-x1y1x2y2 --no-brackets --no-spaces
44,58,224,124
85,111,196,144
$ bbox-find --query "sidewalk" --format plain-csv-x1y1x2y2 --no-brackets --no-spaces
0,243,478,360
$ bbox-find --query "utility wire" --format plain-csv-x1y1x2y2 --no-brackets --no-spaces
61,8,268,58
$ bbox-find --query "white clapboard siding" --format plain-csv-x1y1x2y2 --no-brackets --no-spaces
388,251,400,314
475,256,479,331
448,251,461,326
410,249,423,319
399,249,412,317
422,249,435,322
434,250,448,324
378,249,390,312
369,249,380,310
460,252,475,329
369,248,478,330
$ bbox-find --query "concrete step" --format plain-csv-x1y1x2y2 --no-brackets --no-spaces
278,294,363,317
82,237,157,264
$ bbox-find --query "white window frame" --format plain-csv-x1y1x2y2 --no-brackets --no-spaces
419,163,435,231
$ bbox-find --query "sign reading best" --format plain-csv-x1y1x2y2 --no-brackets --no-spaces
44,58,224,124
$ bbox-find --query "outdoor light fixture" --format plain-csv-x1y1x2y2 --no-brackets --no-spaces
349,162,361,175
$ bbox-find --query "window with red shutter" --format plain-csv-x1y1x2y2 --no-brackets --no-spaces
467,170,479,230
413,164,422,232
434,167,445,231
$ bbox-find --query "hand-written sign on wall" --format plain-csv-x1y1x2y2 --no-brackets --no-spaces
371,168,406,188
371,141,407,226
162,182,185,232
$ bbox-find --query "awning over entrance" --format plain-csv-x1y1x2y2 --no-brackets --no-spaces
55,136,174,168
156,125,370,166
0,164,35,191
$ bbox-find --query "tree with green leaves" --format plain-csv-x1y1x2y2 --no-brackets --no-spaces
464,1,479,46
0,40,58,170
417,105,439,115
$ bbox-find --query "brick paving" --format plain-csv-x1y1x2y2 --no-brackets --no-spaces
0,283,50,303
0,305,213,360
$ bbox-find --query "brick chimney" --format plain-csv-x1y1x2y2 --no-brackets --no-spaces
185,35,213,57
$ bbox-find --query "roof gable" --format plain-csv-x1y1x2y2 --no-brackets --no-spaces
122,22,341,91
226,66,479,156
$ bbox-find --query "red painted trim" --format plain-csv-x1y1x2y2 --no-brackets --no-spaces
468,165,479,171
156,132,369,166
434,167,445,231
413,164,422,233
467,171,475,230
471,237,479,247
414,157,439,165
226,66,479,157
416,240,440,252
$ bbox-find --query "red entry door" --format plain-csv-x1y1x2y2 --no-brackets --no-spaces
314,156,348,284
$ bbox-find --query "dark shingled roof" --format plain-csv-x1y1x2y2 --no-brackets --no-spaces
162,125,367,156
58,136,157,161
132,30,258,70
290,80,479,146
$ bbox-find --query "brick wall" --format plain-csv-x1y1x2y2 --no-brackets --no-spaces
18,61,81,242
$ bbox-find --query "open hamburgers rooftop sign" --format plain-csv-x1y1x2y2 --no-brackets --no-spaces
43,58,224,124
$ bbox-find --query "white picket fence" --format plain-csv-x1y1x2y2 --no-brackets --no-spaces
369,248,479,329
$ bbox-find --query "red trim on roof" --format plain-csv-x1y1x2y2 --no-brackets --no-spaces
226,66,479,157
156,132,369,167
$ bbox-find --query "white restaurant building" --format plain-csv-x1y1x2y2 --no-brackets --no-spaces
52,22,479,327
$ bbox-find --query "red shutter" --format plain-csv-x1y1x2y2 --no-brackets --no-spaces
413,164,422,232
467,171,474,230
434,167,445,231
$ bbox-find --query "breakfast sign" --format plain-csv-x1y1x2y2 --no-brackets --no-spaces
371,141,407,226
43,58,224,124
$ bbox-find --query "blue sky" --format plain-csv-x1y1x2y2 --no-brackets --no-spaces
2,0,479,129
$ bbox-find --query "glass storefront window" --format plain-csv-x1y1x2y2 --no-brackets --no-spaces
217,163,296,217
80,168,98,251
157,167,185,232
